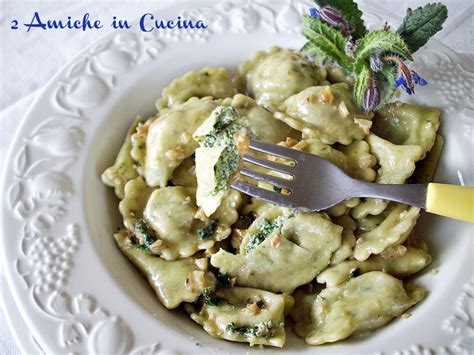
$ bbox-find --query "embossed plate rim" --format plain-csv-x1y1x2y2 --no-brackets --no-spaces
1,2,473,354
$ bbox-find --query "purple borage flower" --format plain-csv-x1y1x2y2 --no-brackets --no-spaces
309,7,352,37
363,75,381,111
395,70,428,95
380,54,427,95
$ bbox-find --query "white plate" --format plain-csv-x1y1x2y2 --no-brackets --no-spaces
1,2,473,354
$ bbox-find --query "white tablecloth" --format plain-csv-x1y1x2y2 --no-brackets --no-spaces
1,0,473,353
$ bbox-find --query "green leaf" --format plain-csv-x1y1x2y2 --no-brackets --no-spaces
353,64,371,109
353,30,412,74
316,0,367,40
302,15,353,70
397,3,448,53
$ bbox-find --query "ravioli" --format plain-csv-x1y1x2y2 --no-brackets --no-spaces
211,208,342,293
227,94,299,142
142,186,241,260
291,272,426,345
412,135,444,184
354,203,420,261
351,134,423,219
318,247,432,286
367,133,423,184
276,84,373,145
193,105,245,216
339,140,377,182
330,215,357,265
101,116,141,199
374,102,441,159
114,229,216,309
144,97,220,187
156,67,236,109
242,198,274,217
235,46,326,111
130,116,155,177
188,287,292,347
170,157,197,187
291,138,377,182
294,138,349,172
193,98,297,216
102,46,441,349
119,176,154,231
324,66,354,85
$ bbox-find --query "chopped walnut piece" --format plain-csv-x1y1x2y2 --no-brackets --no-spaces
185,270,206,293
113,176,125,186
194,208,207,221
148,239,163,254
285,137,299,147
165,145,186,164
182,196,191,205
399,211,409,219
188,164,196,175
293,140,308,151
231,229,244,249
233,131,250,154
359,154,376,169
354,118,372,135
180,132,191,144
338,101,350,117
194,258,209,271
271,234,282,248
246,303,261,316
381,245,407,259
320,86,335,104
204,246,217,257
135,121,150,142
306,95,317,104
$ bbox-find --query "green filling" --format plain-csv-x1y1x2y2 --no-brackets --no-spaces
134,219,156,248
215,271,232,289
197,219,218,240
202,288,228,306
214,144,240,192
197,106,239,148
244,215,286,254
195,106,246,194
225,320,281,339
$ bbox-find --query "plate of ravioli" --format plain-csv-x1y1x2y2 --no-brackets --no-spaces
1,1,473,353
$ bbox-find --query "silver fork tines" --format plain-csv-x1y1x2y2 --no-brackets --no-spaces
248,140,300,161
231,140,429,212
231,180,291,206
239,167,293,190
241,154,295,176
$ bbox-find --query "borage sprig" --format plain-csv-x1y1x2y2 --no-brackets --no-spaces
301,0,448,111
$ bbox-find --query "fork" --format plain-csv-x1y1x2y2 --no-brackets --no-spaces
231,140,474,223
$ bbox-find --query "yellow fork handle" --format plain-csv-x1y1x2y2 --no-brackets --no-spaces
426,183,474,223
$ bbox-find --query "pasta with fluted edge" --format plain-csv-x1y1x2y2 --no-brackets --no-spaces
102,46,442,348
